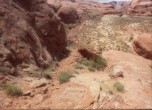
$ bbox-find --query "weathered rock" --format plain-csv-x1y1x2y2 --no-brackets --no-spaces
47,0,62,12
127,0,152,16
133,32,152,60
50,74,103,109
58,5,79,24
23,91,32,96
110,65,124,78
30,78,49,88
0,0,67,75
103,50,152,109
78,48,99,59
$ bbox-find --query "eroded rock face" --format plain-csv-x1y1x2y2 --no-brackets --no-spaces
133,32,152,60
0,0,67,75
58,5,79,24
127,0,152,16
47,0,62,12
47,0,127,23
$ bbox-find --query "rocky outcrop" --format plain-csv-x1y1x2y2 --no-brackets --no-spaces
47,0,62,12
0,0,67,75
47,0,126,23
127,0,152,16
133,32,152,60
58,5,79,24
46,0,152,23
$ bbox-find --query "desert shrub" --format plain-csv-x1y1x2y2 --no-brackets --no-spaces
30,71,41,78
74,63,84,70
66,41,73,51
80,58,92,66
88,66,96,72
30,67,55,79
79,56,107,71
59,70,78,84
113,82,124,92
5,83,23,96
43,67,55,79
108,90,114,95
93,56,107,70
64,24,74,33
129,36,133,42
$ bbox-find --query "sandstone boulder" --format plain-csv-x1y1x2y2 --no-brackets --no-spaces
133,33,152,60
58,5,79,24
47,0,62,12
50,73,104,109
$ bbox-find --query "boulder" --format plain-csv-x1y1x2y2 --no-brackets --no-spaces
50,74,102,109
110,65,124,78
58,5,79,24
103,50,152,109
47,0,62,12
133,33,152,60
30,78,49,88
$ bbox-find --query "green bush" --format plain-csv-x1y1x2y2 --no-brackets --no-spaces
30,71,41,78
113,82,124,92
59,70,78,84
5,83,23,96
74,63,84,70
80,58,92,66
79,56,107,71
30,67,55,79
66,41,73,51
43,67,55,79
93,56,107,70
88,66,96,72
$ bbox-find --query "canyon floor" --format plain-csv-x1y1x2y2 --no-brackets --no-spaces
0,14,152,109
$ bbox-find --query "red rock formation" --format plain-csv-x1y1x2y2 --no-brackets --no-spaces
0,0,67,75
58,5,79,24
127,0,152,16
133,33,152,60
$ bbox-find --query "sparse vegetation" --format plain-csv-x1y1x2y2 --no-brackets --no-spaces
30,67,55,79
79,56,107,72
64,24,75,33
88,66,96,72
108,90,114,95
30,71,42,78
59,70,78,84
113,82,124,92
93,56,107,70
66,41,73,51
5,83,23,96
43,67,55,79
74,63,84,70
129,36,133,42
